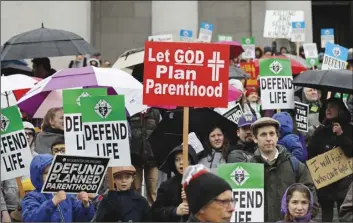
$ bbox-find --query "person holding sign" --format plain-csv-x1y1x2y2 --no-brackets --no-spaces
249,117,316,222
50,139,66,155
151,145,198,222
35,107,64,155
94,166,150,222
21,154,95,222
279,183,319,222
307,98,352,222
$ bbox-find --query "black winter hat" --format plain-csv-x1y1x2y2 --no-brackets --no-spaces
182,164,232,214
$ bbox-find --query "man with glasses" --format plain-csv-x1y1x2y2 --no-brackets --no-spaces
182,164,234,222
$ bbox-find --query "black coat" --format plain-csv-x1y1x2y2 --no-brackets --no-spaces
150,174,187,222
94,189,150,222
308,98,353,200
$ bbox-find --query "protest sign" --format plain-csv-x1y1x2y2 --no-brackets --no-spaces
320,28,334,48
241,37,255,59
143,41,229,108
321,42,348,70
259,58,294,110
218,35,233,41
294,101,309,132
216,103,243,124
218,163,264,222
1,106,33,181
42,154,110,194
306,147,353,189
303,43,319,67
263,10,304,39
180,29,193,42
148,34,173,42
198,22,214,43
240,61,258,87
291,21,305,42
63,88,107,155
81,95,131,166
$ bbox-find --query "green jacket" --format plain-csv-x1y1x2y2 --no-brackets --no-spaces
249,145,317,222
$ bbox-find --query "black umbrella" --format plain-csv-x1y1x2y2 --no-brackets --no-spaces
292,70,353,94
148,108,239,168
1,23,95,61
229,66,250,80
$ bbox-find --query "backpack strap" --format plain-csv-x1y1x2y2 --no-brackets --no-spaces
289,156,300,182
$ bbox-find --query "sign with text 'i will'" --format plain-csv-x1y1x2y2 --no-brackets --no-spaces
1,106,33,181
63,88,107,156
218,163,264,222
81,95,131,167
259,58,294,110
321,42,348,70
143,41,229,108
42,154,110,194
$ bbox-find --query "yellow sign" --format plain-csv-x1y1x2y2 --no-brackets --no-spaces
306,147,353,189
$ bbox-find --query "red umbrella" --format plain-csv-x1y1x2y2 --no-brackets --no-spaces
253,55,308,76
216,40,244,59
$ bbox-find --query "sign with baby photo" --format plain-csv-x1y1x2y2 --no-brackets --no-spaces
63,88,107,156
294,101,309,132
81,95,131,167
218,163,264,222
1,106,33,181
42,154,110,194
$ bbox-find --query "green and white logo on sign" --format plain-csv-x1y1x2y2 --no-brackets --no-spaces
269,60,283,74
94,99,112,119
1,114,10,132
76,92,91,106
231,166,250,186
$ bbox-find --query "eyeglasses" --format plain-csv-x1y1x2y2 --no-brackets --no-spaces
213,198,236,208
25,132,34,137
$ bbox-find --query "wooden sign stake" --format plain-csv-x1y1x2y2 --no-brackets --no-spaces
107,167,114,190
182,107,189,203
15,177,25,198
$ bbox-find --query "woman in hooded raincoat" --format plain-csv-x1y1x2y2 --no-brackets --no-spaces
279,183,318,222
307,97,353,222
150,145,198,222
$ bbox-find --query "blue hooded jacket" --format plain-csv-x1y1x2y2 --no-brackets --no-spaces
22,154,95,222
272,112,308,162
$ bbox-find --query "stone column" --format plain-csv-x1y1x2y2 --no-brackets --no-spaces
151,1,198,41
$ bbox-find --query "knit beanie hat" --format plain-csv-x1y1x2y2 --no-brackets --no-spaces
182,164,232,214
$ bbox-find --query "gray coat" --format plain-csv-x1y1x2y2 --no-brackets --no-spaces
34,131,64,154
0,179,19,211
198,150,226,174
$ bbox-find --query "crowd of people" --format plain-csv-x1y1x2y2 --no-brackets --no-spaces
1,43,353,223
